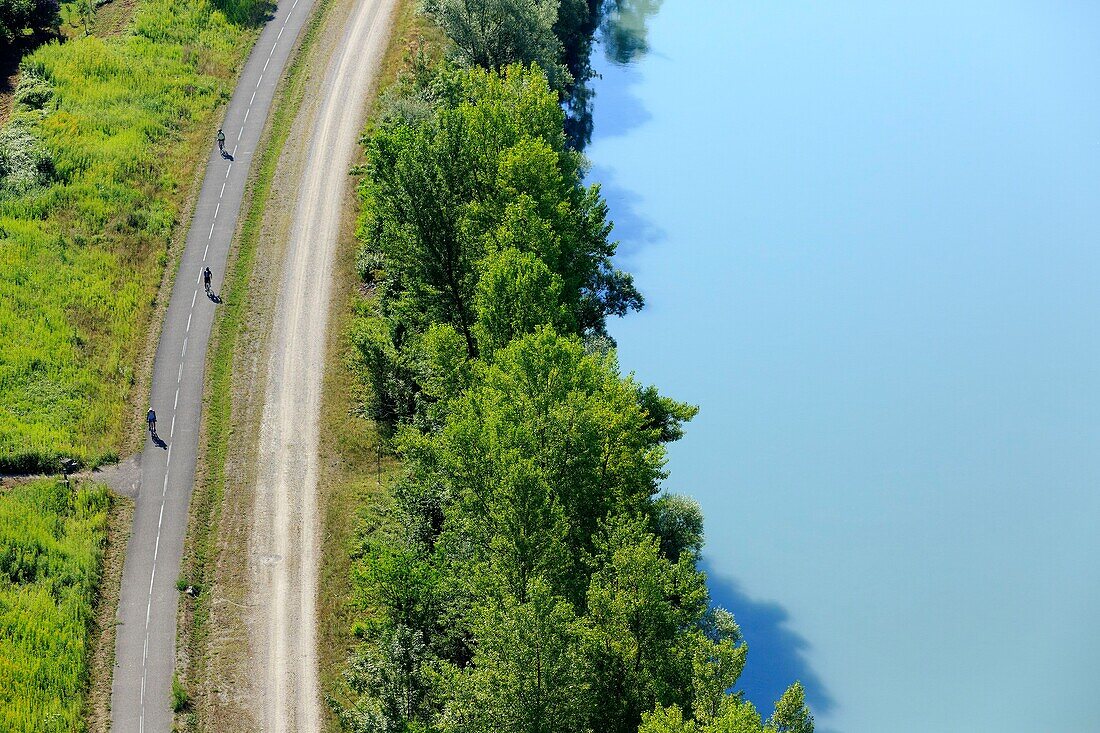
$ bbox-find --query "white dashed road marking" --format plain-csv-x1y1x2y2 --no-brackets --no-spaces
133,1,315,728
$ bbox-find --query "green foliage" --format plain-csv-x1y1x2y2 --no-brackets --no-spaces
410,329,671,602
422,0,567,87
352,63,641,427
0,0,58,43
639,700,766,733
339,5,815,733
0,109,53,194
766,683,813,733
58,0,94,37
171,674,189,712
0,479,109,731
0,0,264,473
653,494,704,563
472,247,569,357
584,514,707,732
446,580,590,733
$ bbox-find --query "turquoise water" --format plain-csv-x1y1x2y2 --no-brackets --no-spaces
589,2,1100,731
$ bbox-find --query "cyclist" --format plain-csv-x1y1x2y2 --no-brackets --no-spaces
203,266,212,294
147,408,157,438
217,128,226,153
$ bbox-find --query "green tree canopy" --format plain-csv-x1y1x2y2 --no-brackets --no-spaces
401,328,679,604
343,11,815,733
472,247,570,357
422,0,567,87
445,580,590,733
356,64,641,425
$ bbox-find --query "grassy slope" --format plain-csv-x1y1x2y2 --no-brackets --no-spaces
0,0,266,473
0,478,109,731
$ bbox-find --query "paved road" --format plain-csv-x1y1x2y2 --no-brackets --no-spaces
246,0,395,727
111,1,319,729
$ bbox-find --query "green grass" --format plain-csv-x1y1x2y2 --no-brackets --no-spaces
0,0,268,474
0,477,110,731
171,674,190,712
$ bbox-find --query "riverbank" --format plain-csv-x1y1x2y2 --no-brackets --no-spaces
327,2,816,732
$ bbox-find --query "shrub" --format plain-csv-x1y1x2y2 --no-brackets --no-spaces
171,674,189,712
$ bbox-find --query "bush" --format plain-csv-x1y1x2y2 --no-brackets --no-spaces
12,66,53,110
171,674,189,712
0,0,59,43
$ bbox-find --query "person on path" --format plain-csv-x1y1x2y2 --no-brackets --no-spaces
147,408,157,438
203,266,212,294
217,128,226,153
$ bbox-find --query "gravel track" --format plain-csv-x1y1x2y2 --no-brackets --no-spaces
247,0,395,728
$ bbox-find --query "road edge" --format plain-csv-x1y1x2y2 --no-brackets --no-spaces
173,0,337,726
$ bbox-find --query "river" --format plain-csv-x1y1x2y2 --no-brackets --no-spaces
588,2,1100,731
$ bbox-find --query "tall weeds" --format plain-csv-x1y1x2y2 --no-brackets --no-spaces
0,478,109,730
0,0,266,473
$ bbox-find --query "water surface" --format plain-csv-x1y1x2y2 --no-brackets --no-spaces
589,2,1100,731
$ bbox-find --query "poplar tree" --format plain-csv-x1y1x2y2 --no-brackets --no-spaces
422,0,567,87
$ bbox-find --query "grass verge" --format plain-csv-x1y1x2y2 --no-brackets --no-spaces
0,477,111,731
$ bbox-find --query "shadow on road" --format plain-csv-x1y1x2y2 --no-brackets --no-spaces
151,434,167,450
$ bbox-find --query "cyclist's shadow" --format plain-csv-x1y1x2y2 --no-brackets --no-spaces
220,149,234,161
151,433,167,450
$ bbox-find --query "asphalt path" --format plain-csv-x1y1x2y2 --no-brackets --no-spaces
110,2,319,729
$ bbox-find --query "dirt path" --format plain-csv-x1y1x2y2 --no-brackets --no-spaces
247,0,395,728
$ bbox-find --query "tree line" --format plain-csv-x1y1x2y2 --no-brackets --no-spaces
337,2,814,732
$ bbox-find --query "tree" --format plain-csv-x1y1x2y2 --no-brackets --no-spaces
766,682,814,733
653,494,704,563
691,608,747,724
342,624,440,733
640,700,767,733
358,64,641,378
58,0,94,36
0,0,59,43
638,705,698,733
445,581,590,733
403,328,679,604
472,247,569,357
584,515,709,733
423,0,567,88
